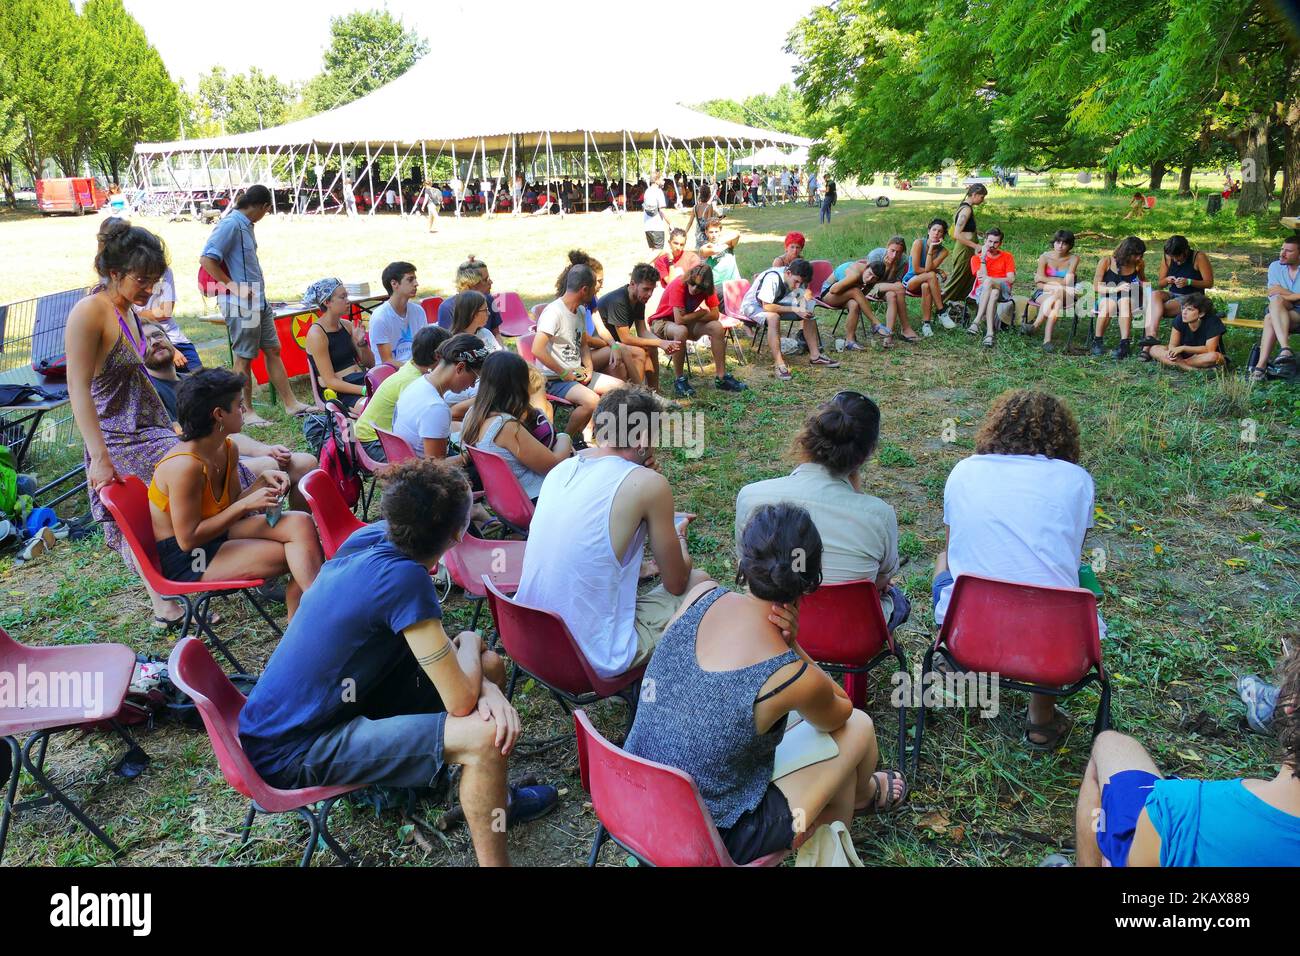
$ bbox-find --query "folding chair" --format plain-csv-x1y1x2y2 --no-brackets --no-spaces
441,536,526,631
375,427,418,464
326,405,383,519
465,445,535,535
482,577,644,739
100,477,277,674
799,579,909,764
1021,294,1084,352
494,292,535,338
721,279,763,362
0,627,137,863
420,296,444,325
574,710,787,867
300,468,366,559
167,638,361,866
913,573,1112,772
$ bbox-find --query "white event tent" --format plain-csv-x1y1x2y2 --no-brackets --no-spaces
132,56,811,215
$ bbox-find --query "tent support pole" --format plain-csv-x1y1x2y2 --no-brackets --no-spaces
393,143,405,214
583,131,590,214
364,141,375,216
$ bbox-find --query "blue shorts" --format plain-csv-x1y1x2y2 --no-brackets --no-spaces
546,378,581,401
1097,769,1161,867
931,569,954,612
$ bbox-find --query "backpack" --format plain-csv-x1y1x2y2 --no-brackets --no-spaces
305,404,362,509
0,444,17,516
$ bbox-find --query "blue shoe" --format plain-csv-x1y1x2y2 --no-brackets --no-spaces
1237,674,1278,734
507,783,559,826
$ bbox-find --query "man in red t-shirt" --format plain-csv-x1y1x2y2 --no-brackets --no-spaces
648,264,746,397
968,227,1016,346
652,228,701,288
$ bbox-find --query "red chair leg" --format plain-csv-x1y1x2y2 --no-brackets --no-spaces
843,672,869,709
0,735,20,864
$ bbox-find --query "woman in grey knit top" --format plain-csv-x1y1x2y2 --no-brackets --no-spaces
625,503,909,864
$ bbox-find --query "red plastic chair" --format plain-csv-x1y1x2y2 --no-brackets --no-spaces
913,573,1111,770
441,535,526,630
0,627,136,862
482,576,644,738
332,406,387,519
167,638,361,866
100,477,277,674
420,296,443,324
365,362,398,395
300,468,366,559
809,259,834,300
375,426,418,463
573,709,786,867
494,291,534,338
799,579,909,764
465,445,535,535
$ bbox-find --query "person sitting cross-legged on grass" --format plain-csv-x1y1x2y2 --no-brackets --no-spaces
148,368,322,620
625,503,909,865
932,389,1103,751
735,390,908,631
1250,234,1300,383
238,459,558,868
1074,646,1300,867
967,228,1016,348
742,258,838,381
514,385,714,679
1148,292,1226,372
648,263,748,396
1024,229,1081,353
1142,235,1214,359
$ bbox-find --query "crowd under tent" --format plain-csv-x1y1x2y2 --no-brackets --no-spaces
131,56,811,216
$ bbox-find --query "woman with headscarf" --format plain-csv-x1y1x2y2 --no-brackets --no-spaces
302,277,374,411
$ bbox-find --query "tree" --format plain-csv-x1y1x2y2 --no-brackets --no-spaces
196,66,297,135
692,84,812,137
303,9,428,113
82,0,180,183
0,52,26,206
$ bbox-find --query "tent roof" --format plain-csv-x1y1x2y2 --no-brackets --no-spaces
138,56,811,155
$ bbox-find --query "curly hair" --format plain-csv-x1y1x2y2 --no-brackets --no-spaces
974,389,1081,463
1276,639,1299,778
380,458,471,563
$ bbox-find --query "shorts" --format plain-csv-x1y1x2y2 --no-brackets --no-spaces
645,230,666,250
885,584,912,633
1096,769,1161,867
630,584,688,667
157,533,228,583
221,299,279,360
718,783,795,865
931,569,954,614
361,438,387,463
269,660,448,791
545,378,581,401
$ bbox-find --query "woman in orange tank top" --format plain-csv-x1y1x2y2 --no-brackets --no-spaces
148,368,322,619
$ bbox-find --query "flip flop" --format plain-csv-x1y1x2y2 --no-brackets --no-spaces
1024,709,1074,751
900,333,921,344
856,769,909,815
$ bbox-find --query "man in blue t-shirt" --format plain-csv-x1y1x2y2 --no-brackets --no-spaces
1073,648,1300,867
239,459,557,866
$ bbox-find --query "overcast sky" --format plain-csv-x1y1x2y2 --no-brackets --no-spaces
122,0,823,103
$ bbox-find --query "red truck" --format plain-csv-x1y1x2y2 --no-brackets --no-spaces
36,177,108,215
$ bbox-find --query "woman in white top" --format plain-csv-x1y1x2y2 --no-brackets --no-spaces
932,389,1100,751
392,333,485,458
460,351,573,500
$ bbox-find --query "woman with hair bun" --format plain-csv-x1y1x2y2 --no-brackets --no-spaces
735,390,908,631
625,502,908,865
66,220,205,627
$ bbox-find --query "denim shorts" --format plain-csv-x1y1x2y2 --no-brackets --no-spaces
931,569,954,612
545,378,581,401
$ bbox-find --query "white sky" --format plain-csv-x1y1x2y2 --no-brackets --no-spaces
122,0,822,104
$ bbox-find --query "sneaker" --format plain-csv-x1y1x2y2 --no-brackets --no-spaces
775,364,793,381
674,375,695,398
1090,336,1104,356
715,372,748,392
938,312,957,330
1237,674,1279,734
809,355,840,368
506,783,560,826
1042,341,1055,353
1112,338,1131,360
15,527,55,565
921,322,934,338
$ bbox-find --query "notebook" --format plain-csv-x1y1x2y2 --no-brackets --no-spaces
772,712,840,782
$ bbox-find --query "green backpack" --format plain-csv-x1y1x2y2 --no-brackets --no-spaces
0,444,17,516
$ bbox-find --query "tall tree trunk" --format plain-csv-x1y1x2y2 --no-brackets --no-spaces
1283,97,1300,217
1103,168,1118,190
1233,113,1272,217
1,157,14,208
1149,160,1167,191
1178,164,1194,196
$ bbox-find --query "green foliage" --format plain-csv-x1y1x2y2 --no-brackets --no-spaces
691,84,811,137
195,66,297,135
303,8,428,113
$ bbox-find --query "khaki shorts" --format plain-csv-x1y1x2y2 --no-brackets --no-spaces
630,584,687,667
221,299,279,360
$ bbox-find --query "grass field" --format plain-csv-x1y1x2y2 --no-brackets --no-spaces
1,186,1298,867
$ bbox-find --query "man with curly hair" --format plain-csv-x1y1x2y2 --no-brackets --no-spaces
239,459,557,866
932,389,1102,750
1071,646,1300,866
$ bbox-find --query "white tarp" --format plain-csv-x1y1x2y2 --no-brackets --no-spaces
733,145,807,166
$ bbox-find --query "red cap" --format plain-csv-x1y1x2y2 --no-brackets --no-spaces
784,232,806,248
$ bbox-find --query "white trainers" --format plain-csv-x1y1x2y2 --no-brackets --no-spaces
939,312,957,330
921,322,934,338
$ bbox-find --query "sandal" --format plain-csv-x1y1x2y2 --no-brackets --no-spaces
809,355,840,367
982,334,994,348
1024,709,1074,751
900,333,921,344
1248,368,1266,383
856,769,910,815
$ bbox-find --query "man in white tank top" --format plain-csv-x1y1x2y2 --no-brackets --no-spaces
514,386,714,679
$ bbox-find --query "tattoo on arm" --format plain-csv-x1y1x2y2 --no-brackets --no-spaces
416,642,452,666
